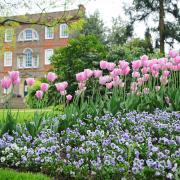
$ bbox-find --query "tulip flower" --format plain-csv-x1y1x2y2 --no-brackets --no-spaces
26,78,35,86
93,70,102,78
106,82,113,89
132,71,140,78
40,83,49,92
76,72,87,82
107,62,116,71
119,60,129,70
169,50,177,58
100,60,108,70
55,82,68,92
132,60,142,71
1,78,12,89
66,94,73,101
47,72,57,82
35,90,43,99
8,71,20,85
84,69,93,78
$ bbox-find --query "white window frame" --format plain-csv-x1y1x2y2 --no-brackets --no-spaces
17,48,39,69
45,26,54,39
18,28,39,41
5,29,13,42
45,49,54,65
60,24,68,38
4,52,12,67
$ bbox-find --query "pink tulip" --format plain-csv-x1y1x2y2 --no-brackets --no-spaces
84,69,93,78
141,67,149,74
132,60,142,71
141,55,148,62
119,60,129,70
151,64,161,72
55,83,66,92
26,78,35,86
132,71,140,78
155,86,161,92
106,82,113,89
35,90,43,99
177,63,180,70
47,72,57,82
99,76,112,85
60,90,67,96
78,82,86,90
93,70,102,78
151,70,159,77
1,78,12,89
107,62,116,71
143,74,150,81
62,81,68,88
100,60,108,70
131,82,138,92
166,62,173,69
160,76,168,85
141,55,149,66
111,68,121,77
66,94,72,101
143,88,150,94
169,50,178,58
162,71,170,77
174,56,180,64
122,66,130,75
137,78,144,86
76,72,87,82
40,83,49,92
8,71,20,85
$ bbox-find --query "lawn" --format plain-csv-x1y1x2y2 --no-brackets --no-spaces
0,108,54,123
0,168,50,180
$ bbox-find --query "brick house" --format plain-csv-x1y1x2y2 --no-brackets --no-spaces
0,5,85,98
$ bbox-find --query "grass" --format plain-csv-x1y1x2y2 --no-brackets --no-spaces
0,168,50,180
0,108,54,123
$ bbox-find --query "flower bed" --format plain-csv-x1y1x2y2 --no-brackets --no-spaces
0,109,179,179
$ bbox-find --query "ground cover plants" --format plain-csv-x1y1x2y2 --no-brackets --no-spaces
0,50,180,179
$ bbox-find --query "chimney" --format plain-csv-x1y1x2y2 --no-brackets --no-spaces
78,4,86,13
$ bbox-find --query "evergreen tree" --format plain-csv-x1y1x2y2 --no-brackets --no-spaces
81,11,107,44
125,0,180,54
107,16,133,46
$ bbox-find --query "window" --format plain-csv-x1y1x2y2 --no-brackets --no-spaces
5,29,14,42
18,28,39,41
60,24,68,38
24,49,33,67
45,49,54,65
4,52,12,66
45,27,54,39
25,29,33,40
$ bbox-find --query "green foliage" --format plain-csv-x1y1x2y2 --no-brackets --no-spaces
51,35,107,93
107,16,133,46
0,168,50,180
0,109,17,136
107,38,161,62
81,11,107,44
25,80,49,108
125,0,179,52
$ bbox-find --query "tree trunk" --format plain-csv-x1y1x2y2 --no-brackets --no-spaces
159,0,165,54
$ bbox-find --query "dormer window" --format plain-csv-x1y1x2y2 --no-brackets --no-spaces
18,28,39,41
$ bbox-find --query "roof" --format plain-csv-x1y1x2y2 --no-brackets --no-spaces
0,4,85,26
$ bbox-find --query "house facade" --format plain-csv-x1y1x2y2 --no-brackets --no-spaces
0,5,85,97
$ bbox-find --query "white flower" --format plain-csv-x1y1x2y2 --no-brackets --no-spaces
5,147,10,153
11,143,19,151
166,173,173,179
1,157,6,162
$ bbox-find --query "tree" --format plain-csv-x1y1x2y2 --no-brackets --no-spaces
125,0,180,54
81,11,107,44
107,37,160,62
107,16,133,46
51,35,107,93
